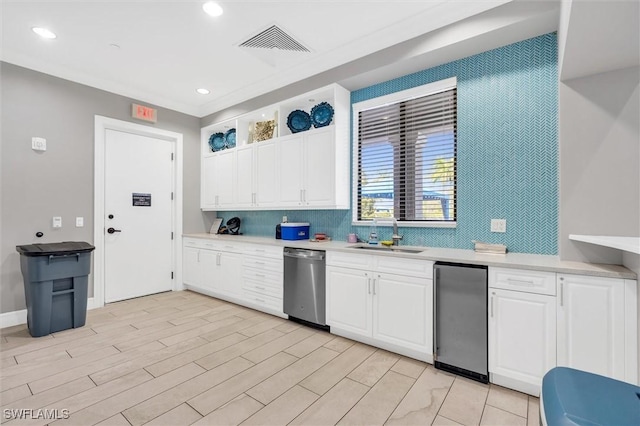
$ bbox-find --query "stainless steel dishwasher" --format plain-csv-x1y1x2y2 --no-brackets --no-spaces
283,247,328,329
434,262,488,383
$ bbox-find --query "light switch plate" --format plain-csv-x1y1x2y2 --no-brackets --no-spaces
32,137,46,151
491,219,506,233
52,216,62,228
76,217,84,227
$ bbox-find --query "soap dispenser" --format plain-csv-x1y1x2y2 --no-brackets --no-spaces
368,221,379,245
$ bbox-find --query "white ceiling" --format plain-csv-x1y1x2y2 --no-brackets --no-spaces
2,0,559,118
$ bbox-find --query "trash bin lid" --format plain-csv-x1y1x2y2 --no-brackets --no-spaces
542,367,640,426
16,241,95,256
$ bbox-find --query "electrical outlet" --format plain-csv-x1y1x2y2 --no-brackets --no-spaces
491,219,506,233
76,217,84,227
52,216,62,228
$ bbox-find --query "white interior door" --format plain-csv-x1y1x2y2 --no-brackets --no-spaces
104,129,174,302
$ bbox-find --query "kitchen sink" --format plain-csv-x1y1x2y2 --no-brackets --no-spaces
349,245,424,254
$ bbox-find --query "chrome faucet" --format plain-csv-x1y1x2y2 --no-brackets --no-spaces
391,217,403,246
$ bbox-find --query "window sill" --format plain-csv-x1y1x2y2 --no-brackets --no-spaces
351,220,457,229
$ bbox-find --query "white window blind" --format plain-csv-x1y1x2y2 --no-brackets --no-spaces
356,83,457,222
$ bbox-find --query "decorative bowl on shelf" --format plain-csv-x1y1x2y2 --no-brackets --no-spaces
224,128,236,148
310,102,334,128
286,110,312,133
208,132,226,152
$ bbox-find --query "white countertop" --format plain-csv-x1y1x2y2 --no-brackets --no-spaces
184,233,637,280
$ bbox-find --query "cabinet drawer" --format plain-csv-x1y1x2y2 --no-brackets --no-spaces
243,256,283,273
375,257,433,279
243,244,283,260
243,280,283,298
243,289,283,311
327,251,372,269
489,267,556,296
183,238,245,253
242,269,282,289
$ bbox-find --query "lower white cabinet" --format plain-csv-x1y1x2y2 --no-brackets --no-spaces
183,238,286,318
488,287,556,396
557,273,637,383
489,267,638,395
326,252,433,362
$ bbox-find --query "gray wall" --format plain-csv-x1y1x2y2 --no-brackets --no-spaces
0,62,206,314
558,66,640,263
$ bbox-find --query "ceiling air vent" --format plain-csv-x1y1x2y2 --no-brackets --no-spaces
239,25,310,53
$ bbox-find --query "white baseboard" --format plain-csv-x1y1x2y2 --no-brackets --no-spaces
0,298,99,329
0,309,27,329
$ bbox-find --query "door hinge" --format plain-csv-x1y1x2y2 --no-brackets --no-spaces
171,232,174,240
171,153,174,161
171,192,174,200
171,271,174,279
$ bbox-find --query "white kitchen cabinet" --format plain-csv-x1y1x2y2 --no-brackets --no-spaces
326,266,372,337
373,272,431,353
254,141,278,207
183,246,202,286
201,150,236,210
326,251,433,362
200,83,350,211
279,128,343,208
556,273,636,383
182,238,243,299
279,129,336,207
489,287,556,396
488,267,557,396
242,243,285,317
235,145,254,208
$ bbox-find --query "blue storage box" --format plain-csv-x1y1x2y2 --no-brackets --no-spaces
541,367,640,426
281,222,310,240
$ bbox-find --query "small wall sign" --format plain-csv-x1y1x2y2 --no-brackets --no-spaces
132,193,151,207
132,103,157,123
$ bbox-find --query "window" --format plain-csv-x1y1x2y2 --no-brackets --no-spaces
353,77,457,225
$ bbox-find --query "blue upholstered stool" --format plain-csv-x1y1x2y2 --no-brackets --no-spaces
541,367,640,426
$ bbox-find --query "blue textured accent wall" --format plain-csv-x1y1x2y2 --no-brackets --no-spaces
221,33,558,254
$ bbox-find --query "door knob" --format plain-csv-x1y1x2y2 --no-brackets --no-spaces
107,227,122,234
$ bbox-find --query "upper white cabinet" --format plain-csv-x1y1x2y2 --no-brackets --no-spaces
200,83,350,211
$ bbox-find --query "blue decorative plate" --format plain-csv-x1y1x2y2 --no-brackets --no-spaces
224,128,236,148
209,132,226,151
310,102,334,128
286,110,311,133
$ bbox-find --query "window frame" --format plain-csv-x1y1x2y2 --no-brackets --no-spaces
351,77,458,228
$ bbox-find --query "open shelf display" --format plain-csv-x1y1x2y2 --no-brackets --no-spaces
201,84,347,155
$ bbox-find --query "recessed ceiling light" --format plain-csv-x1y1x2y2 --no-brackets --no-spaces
196,88,210,95
32,27,56,39
202,2,223,17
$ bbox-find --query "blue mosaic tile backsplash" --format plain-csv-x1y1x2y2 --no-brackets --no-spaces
219,33,558,255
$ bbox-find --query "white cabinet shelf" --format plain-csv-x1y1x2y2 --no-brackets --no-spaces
200,84,350,211
569,234,640,254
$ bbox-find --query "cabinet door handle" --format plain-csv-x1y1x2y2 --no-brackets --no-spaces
303,189,307,202
216,253,221,266
560,281,564,307
373,277,377,295
366,274,371,294
255,286,265,290
507,278,535,287
490,292,494,317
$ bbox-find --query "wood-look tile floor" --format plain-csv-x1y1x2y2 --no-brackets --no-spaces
1,291,539,425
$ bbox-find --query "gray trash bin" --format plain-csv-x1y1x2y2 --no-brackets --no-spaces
16,242,95,337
